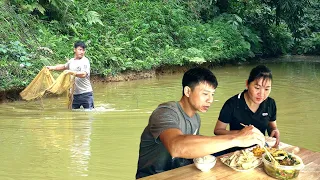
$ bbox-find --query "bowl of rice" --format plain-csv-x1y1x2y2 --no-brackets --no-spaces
193,155,217,172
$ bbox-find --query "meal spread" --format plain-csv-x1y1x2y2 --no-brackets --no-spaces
220,149,262,171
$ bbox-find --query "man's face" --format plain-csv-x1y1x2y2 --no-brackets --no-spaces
187,82,216,113
74,46,85,59
246,78,272,104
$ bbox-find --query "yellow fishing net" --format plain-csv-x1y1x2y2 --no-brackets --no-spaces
20,67,75,109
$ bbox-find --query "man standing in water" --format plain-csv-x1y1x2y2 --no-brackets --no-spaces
136,67,265,178
47,41,94,109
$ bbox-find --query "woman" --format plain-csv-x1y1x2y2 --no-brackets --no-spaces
214,65,280,153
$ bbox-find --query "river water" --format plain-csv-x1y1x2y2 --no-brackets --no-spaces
0,56,319,180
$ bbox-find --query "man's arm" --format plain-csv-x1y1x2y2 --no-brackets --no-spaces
47,65,87,78
159,125,265,159
64,70,87,78
47,64,67,71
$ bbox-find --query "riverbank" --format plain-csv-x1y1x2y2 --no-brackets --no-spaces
0,63,221,103
4,55,318,103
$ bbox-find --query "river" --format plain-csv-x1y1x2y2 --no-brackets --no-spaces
0,56,319,179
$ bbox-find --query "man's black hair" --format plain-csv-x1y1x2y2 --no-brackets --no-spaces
182,67,218,95
74,41,86,49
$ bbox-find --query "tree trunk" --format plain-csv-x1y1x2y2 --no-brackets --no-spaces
275,4,280,26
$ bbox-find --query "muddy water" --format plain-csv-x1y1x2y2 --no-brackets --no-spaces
0,56,319,179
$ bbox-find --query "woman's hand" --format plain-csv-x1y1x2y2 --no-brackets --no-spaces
269,128,280,148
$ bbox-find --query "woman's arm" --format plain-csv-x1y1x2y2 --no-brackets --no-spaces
214,120,240,135
268,121,280,147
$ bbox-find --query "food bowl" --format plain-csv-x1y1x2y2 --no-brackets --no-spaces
193,155,217,172
262,152,304,179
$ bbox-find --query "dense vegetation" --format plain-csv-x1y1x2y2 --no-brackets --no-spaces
1,0,319,92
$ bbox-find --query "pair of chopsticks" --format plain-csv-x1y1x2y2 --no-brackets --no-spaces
263,147,279,166
240,123,279,166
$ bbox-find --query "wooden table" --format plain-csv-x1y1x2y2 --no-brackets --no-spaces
139,144,320,180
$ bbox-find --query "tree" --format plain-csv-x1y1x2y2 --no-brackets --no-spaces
264,0,310,39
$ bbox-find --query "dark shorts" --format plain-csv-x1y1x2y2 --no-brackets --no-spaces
72,92,94,109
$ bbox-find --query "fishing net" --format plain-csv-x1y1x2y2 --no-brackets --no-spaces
20,67,75,109
19,67,54,101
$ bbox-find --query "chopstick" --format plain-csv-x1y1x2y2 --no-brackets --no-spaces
239,123,279,166
261,146,279,166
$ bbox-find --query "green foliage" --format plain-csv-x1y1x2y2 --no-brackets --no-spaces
0,41,31,62
1,0,319,92
0,41,38,90
73,1,193,74
261,24,294,56
302,0,320,32
228,0,296,56
228,0,276,55
296,32,320,55
85,11,104,26
176,15,252,62
294,0,320,54
179,0,220,21
264,0,309,39
8,0,74,20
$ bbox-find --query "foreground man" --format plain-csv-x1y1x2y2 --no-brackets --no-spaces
136,67,265,178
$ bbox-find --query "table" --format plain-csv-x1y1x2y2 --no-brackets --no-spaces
139,144,320,180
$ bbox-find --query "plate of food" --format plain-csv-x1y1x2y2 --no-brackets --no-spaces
220,148,262,172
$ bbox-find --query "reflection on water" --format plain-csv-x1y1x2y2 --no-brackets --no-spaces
69,115,93,177
0,56,320,179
